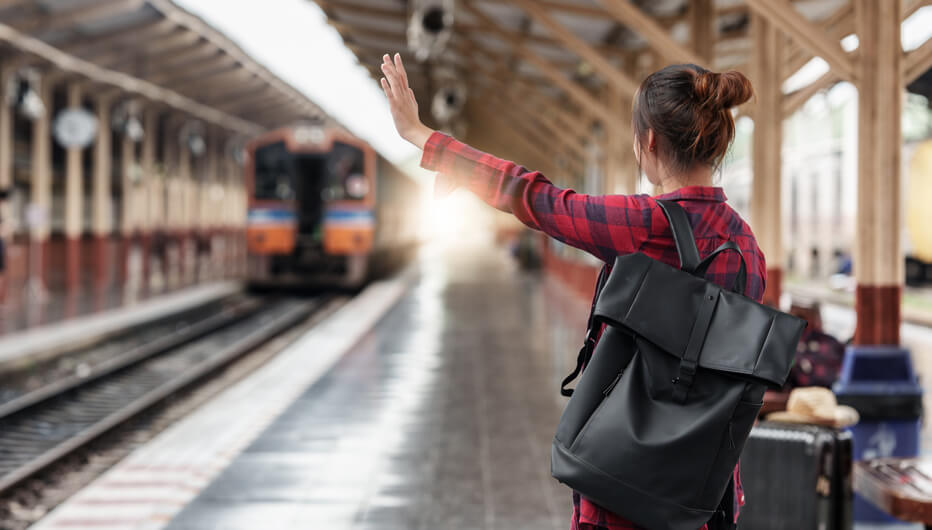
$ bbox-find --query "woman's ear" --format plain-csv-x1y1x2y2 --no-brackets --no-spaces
647,129,656,153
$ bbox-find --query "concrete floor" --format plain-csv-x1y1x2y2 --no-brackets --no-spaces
163,244,581,529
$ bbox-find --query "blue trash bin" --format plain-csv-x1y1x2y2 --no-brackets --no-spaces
833,345,923,524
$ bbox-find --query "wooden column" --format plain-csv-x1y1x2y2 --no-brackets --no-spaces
853,0,903,345
0,67,14,290
28,74,53,291
163,117,179,233
178,135,191,233
30,77,52,243
163,116,181,286
691,0,715,65
750,12,784,307
140,108,157,287
91,96,113,286
119,129,137,283
0,69,12,194
603,87,636,195
64,84,84,289
206,131,218,231
177,125,192,284
64,85,84,240
91,97,113,239
120,134,136,238
141,109,158,233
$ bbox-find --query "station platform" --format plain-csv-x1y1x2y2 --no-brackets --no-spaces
29,244,584,530
26,243,932,530
0,237,242,338
0,281,241,373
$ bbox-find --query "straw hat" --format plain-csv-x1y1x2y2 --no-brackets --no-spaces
766,387,859,428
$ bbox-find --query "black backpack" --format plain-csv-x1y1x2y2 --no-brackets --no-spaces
552,200,805,530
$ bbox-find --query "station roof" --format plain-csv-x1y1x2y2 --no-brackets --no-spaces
319,0,932,143
0,0,329,135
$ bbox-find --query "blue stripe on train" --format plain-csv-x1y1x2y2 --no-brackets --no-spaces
248,209,295,224
249,208,374,225
325,210,374,224
325,209,374,221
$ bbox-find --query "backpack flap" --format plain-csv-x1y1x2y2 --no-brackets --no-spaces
593,253,805,388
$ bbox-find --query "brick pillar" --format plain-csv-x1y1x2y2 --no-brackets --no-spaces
92,96,113,287
28,76,54,290
853,0,903,345
64,84,84,291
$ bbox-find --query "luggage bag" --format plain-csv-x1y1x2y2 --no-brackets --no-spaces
739,421,853,530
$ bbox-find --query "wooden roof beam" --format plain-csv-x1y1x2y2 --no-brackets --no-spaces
906,35,932,84
459,22,628,62
58,19,174,55
210,84,278,110
157,60,240,90
594,0,706,67
477,103,567,175
469,8,532,102
330,20,405,44
461,40,590,114
316,0,406,22
242,98,306,121
781,3,853,80
747,0,857,83
483,98,582,176
202,76,269,103
168,65,250,96
463,42,593,148
690,0,714,64
468,57,587,158
0,21,260,134
783,70,836,116
94,30,203,69
17,0,145,35
148,0,321,122
462,2,609,118
139,44,220,79
507,0,638,97
221,92,291,115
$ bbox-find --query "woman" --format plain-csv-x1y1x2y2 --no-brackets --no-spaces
380,53,765,530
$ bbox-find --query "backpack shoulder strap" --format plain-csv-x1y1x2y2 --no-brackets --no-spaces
560,264,609,397
695,240,748,296
656,199,700,273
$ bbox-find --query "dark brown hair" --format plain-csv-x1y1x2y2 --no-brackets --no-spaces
632,64,754,172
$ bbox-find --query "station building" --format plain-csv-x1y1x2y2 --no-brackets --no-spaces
0,0,328,323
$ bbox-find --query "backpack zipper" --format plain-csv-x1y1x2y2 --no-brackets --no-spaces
603,371,624,396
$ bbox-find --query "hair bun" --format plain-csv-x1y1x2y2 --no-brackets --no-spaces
693,70,754,110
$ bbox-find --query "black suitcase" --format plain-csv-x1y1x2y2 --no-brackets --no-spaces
739,421,852,530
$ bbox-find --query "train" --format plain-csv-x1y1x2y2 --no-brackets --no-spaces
905,138,932,286
244,124,421,289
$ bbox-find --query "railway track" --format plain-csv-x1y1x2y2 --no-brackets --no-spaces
0,297,322,495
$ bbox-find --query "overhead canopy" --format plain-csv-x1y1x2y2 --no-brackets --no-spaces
0,0,329,134
318,0,932,153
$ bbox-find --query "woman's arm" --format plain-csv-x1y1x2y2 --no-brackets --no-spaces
380,54,653,262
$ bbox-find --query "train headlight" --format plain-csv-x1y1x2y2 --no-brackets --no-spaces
345,174,369,199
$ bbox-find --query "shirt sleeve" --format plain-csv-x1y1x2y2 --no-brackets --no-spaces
420,132,654,263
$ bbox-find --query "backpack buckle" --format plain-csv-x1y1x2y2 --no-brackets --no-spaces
672,359,698,403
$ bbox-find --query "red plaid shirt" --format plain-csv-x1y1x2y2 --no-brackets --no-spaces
421,132,767,529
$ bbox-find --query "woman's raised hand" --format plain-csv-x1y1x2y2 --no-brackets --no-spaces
380,53,434,150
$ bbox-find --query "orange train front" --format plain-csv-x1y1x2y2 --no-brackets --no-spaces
245,124,420,288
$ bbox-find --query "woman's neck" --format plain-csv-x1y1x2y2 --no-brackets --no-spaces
655,164,715,195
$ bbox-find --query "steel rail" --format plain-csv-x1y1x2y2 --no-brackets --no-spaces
0,299,320,495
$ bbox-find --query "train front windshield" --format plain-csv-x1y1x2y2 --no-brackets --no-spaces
253,140,367,245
